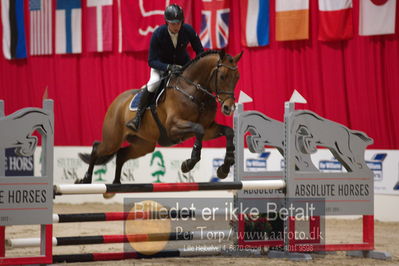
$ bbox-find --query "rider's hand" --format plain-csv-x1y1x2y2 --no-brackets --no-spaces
167,64,182,75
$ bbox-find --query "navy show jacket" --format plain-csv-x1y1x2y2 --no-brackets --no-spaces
148,24,204,72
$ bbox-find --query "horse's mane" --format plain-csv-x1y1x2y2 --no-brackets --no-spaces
181,50,221,72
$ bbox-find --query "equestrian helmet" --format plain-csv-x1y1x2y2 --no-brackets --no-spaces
164,4,184,23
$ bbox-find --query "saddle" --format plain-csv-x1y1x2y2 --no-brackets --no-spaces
128,75,177,147
129,75,170,111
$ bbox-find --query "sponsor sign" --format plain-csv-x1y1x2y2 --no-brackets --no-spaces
5,148,34,176
315,151,398,195
0,103,53,226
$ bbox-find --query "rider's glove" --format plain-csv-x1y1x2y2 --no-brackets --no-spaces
167,64,182,75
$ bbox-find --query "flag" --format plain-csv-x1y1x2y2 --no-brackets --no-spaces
120,1,198,52
275,0,309,41
120,1,166,51
318,0,353,41
56,0,81,54
200,0,230,49
172,0,198,27
359,0,396,36
240,0,269,47
86,0,113,52
30,0,52,55
1,0,27,59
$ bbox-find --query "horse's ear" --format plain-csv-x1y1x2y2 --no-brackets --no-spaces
233,51,243,63
219,49,226,60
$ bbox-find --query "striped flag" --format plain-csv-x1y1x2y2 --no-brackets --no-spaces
1,0,27,59
30,0,52,55
318,0,353,41
56,0,82,54
359,0,396,36
86,0,113,53
275,0,309,41
240,0,269,47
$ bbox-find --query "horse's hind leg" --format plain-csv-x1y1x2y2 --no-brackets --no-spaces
103,137,156,199
204,123,235,179
77,139,120,184
76,141,100,184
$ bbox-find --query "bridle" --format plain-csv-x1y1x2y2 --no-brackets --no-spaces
173,57,238,106
211,59,237,104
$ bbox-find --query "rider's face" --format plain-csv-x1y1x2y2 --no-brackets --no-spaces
167,21,182,34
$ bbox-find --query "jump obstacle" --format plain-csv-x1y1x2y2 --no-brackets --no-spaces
52,210,197,223
0,99,392,264
51,248,222,263
54,180,285,195
7,230,231,248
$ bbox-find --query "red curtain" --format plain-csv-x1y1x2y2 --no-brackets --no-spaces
0,0,398,148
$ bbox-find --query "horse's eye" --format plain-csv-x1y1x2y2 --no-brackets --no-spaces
220,75,226,81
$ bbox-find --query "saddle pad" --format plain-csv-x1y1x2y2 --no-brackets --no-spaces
129,89,165,111
129,91,143,111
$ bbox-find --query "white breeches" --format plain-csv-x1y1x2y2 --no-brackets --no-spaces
146,68,162,92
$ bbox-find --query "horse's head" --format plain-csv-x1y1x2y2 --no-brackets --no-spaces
178,50,242,116
210,50,243,116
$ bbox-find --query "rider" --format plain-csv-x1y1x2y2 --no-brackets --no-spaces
126,4,204,131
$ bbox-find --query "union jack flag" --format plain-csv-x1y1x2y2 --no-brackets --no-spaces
200,0,230,49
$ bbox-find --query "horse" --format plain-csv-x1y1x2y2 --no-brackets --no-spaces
0,109,53,156
76,50,243,191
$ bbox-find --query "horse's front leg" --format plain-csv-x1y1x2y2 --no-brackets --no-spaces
181,124,204,173
169,119,204,173
204,123,235,179
181,136,203,173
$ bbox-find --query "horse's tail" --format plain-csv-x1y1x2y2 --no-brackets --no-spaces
78,153,115,165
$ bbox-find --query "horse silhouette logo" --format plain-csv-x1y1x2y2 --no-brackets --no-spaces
291,111,373,172
239,110,372,172
0,108,53,156
238,111,318,171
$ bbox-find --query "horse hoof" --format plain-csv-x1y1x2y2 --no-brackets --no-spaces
74,178,87,184
181,160,191,173
75,173,92,184
103,192,116,199
75,178,91,184
217,166,229,179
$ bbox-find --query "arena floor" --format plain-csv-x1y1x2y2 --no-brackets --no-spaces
5,203,399,265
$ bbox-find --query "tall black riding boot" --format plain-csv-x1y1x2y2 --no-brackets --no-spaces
126,89,153,131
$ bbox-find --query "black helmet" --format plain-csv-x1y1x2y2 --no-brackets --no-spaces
164,4,184,23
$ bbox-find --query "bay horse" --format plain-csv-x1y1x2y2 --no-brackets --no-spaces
76,50,243,190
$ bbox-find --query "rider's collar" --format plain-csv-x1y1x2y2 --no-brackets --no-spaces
167,28,178,36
